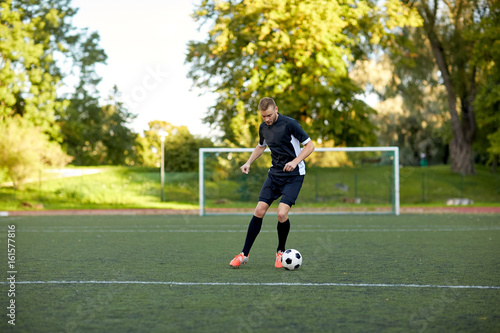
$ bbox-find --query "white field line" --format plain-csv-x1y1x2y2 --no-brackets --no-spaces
1,280,499,289
14,224,499,228
15,226,500,233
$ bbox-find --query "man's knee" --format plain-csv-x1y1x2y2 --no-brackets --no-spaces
254,202,269,218
277,204,290,222
277,212,288,223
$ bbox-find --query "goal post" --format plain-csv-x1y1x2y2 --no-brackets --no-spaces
199,147,399,216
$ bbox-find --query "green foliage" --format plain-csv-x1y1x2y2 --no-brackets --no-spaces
351,54,451,166
60,87,138,165
1,0,138,167
373,109,449,166
0,116,71,189
166,128,214,172
473,0,500,164
187,0,397,146
0,0,68,138
227,103,262,147
135,121,214,171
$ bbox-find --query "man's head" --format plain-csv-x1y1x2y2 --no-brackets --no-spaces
258,97,278,126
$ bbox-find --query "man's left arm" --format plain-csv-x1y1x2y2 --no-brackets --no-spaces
283,140,315,172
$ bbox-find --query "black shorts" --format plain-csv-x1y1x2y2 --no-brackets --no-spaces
258,174,305,207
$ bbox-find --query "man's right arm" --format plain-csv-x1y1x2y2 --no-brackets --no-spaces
240,144,266,174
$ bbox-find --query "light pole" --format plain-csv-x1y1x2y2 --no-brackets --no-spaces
159,131,168,202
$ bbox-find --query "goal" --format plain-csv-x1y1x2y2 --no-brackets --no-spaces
199,147,400,216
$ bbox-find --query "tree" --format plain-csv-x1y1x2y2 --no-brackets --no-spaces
136,121,214,172
187,0,418,147
472,0,500,172
100,89,138,165
0,0,68,138
410,0,497,175
56,21,117,165
362,0,497,174
1,0,137,167
165,127,214,172
60,86,137,165
0,117,72,189
351,53,450,165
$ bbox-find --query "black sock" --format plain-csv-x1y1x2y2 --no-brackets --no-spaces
242,216,263,256
276,219,290,253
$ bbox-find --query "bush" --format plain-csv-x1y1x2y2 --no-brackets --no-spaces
0,116,72,189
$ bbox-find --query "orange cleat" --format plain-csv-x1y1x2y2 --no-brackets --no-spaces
230,252,249,268
275,251,284,268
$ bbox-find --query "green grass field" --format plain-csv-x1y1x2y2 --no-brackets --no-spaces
1,214,499,332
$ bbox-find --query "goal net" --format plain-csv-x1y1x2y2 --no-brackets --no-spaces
199,147,399,216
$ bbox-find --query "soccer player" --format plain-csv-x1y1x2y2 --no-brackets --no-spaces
230,97,315,268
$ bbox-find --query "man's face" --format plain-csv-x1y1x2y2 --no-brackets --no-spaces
260,106,278,126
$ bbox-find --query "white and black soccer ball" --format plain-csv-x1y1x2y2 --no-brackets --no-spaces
281,249,302,270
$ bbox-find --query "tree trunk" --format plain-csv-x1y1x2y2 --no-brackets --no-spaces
430,38,476,175
419,2,476,175
449,136,474,175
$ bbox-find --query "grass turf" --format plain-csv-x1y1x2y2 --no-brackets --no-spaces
0,214,499,332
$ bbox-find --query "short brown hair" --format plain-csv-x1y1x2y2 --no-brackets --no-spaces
258,97,276,111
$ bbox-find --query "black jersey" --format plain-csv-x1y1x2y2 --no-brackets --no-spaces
258,114,311,176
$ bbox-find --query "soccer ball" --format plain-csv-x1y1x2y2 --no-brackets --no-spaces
281,249,302,270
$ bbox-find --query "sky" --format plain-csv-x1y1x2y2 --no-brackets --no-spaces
71,0,215,137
